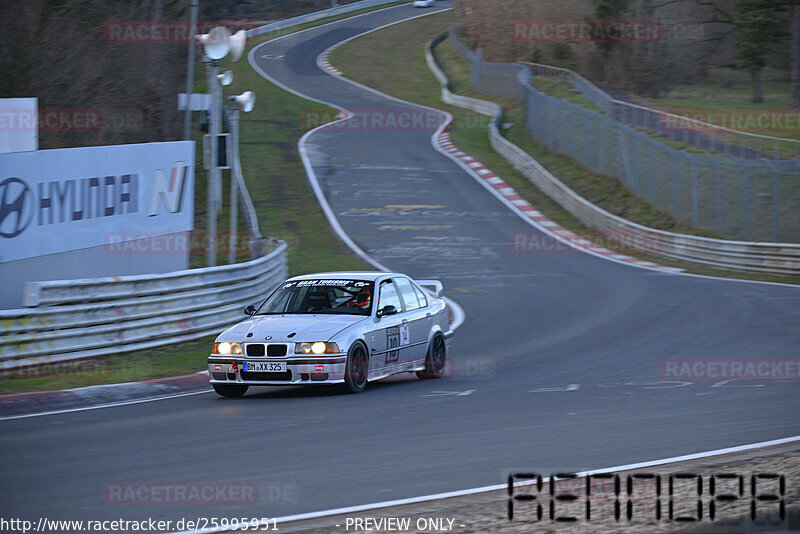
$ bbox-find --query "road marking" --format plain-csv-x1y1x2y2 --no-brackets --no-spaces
625,380,692,389
711,379,765,388
0,389,213,421
529,384,579,392
260,53,285,59
247,7,467,337
385,204,446,210
423,389,475,397
170,435,800,534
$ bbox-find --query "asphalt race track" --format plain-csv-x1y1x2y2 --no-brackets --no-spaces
1,2,799,528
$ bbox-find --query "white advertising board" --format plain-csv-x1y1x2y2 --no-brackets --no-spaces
0,98,38,154
0,141,194,263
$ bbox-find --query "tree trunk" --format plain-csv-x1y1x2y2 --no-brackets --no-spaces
792,3,800,108
750,68,764,104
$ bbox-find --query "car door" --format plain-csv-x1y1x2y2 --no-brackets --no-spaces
371,279,406,373
393,276,430,365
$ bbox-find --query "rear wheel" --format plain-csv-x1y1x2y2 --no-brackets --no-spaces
343,342,369,393
417,334,446,379
213,384,249,397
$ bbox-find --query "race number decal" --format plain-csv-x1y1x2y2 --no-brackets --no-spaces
400,323,410,346
386,326,400,363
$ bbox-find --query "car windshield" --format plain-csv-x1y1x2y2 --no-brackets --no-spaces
256,279,375,316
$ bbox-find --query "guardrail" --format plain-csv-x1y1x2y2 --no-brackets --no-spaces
0,240,288,372
1,2,415,374
428,33,800,276
246,0,406,39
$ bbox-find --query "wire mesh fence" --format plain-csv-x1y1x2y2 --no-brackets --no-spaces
524,62,800,161
446,27,800,242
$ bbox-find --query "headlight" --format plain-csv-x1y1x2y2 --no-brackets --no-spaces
213,341,242,355
295,342,340,355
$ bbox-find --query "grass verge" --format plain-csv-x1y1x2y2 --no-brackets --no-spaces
0,4,414,396
329,12,800,286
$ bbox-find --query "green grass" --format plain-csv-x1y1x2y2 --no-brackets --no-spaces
529,78,602,111
627,67,800,153
0,4,416,396
329,12,800,286
0,338,216,395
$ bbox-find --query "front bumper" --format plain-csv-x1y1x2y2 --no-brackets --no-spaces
207,355,347,385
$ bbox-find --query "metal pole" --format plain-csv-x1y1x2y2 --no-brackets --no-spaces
715,159,723,235
763,159,780,242
690,157,698,227
207,60,220,266
183,0,199,140
740,161,750,241
229,108,239,264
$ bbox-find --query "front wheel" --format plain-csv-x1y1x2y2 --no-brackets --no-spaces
213,384,249,397
417,334,446,379
343,342,369,393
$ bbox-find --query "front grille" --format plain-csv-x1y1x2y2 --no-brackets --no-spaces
241,370,292,381
267,344,288,357
246,343,288,356
246,344,265,356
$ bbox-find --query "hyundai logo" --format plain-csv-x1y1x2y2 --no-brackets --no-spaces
0,177,34,238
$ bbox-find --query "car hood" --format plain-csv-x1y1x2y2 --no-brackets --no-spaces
220,314,367,342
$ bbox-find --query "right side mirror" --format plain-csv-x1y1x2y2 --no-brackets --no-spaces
243,305,257,316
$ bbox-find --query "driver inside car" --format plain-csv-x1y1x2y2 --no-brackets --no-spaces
347,288,371,309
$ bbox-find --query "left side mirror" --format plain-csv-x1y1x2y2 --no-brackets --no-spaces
377,305,398,318
243,305,257,316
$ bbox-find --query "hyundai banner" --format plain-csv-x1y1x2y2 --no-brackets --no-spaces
0,141,194,263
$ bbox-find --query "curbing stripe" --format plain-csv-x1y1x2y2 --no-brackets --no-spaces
433,129,681,271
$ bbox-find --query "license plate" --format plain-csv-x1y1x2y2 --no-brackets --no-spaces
243,361,287,373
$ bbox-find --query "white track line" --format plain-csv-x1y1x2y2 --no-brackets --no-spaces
167,434,800,533
247,4,465,331
0,5,464,426
168,7,800,534
306,11,800,289
0,389,213,422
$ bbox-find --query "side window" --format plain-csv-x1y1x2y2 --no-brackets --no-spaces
263,288,294,314
378,280,403,313
412,284,428,308
394,277,421,311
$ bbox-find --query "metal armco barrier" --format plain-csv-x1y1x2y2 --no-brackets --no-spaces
428,34,800,276
0,241,288,372
445,26,800,244
246,0,406,39
0,1,408,373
